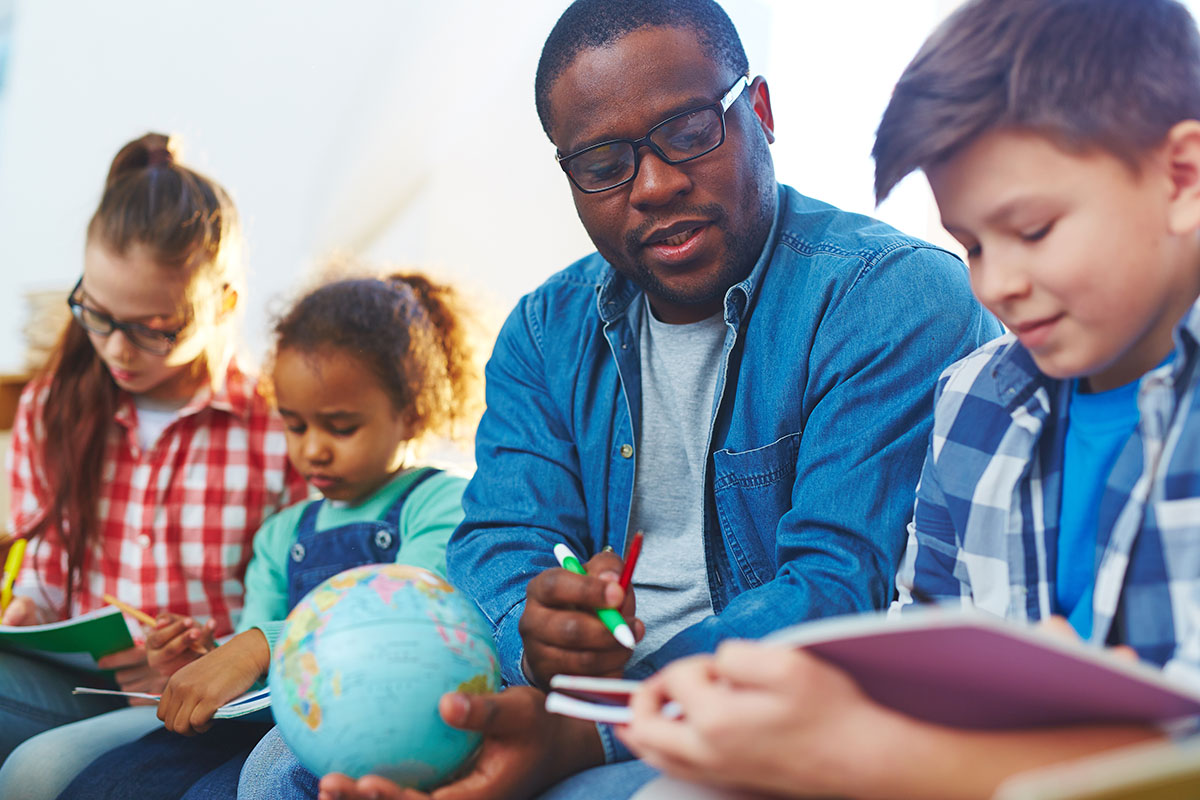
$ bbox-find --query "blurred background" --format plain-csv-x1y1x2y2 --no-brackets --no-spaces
0,0,966,375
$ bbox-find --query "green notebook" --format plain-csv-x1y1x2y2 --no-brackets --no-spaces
0,605,135,669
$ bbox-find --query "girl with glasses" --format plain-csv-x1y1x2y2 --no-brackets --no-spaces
0,133,306,798
56,269,483,800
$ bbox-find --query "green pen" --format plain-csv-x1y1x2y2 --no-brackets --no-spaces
553,543,636,649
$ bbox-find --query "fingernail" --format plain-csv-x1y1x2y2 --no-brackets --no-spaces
598,570,620,582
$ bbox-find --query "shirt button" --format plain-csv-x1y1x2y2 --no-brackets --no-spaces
137,534,152,549
619,444,634,459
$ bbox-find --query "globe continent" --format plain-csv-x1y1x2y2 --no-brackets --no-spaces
269,563,499,789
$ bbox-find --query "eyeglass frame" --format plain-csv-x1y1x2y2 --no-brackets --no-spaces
66,277,188,356
555,74,751,194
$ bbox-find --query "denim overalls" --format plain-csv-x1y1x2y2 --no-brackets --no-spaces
287,467,440,608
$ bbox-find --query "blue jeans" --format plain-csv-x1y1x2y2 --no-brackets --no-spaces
237,726,316,800
0,648,125,763
236,725,657,800
0,705,160,799
537,760,658,800
57,720,274,800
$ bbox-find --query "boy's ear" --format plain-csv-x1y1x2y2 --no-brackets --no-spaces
1163,120,1200,235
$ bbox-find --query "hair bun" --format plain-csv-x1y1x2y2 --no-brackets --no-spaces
105,132,178,187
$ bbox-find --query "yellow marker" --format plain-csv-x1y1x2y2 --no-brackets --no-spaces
1,538,28,614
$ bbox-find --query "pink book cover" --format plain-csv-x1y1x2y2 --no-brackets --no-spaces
767,611,1200,730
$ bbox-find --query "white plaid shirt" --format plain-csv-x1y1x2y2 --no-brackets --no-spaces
894,299,1200,689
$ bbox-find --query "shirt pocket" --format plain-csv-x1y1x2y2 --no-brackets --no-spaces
711,431,801,589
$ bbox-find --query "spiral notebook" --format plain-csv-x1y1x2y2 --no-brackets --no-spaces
72,686,271,719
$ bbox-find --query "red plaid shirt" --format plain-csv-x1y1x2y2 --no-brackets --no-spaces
6,361,307,636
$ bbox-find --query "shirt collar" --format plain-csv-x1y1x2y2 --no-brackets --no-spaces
991,292,1200,407
113,358,252,430
596,182,785,325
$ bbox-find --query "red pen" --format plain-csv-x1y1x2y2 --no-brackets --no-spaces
618,531,643,590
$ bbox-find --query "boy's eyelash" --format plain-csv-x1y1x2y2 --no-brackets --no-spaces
331,426,359,436
1021,222,1054,242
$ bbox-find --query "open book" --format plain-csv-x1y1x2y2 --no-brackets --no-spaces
546,610,1200,730
0,605,135,670
72,686,272,720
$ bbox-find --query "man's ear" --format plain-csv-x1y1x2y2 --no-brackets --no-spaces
1163,120,1200,235
748,76,775,145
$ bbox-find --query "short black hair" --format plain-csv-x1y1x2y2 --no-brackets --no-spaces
535,0,749,140
873,0,1200,203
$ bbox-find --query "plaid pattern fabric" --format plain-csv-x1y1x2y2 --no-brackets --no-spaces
6,362,307,636
894,301,1200,686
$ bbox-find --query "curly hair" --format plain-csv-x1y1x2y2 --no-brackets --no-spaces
272,270,484,445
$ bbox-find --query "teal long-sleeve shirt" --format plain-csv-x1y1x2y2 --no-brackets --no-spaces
237,467,467,655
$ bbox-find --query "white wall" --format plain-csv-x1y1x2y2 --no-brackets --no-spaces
0,1,959,374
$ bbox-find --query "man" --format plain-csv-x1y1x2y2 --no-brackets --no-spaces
320,1,999,798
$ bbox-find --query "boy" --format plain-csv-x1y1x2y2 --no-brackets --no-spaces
616,0,1200,797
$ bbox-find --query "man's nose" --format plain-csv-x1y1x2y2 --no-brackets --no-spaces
628,148,692,209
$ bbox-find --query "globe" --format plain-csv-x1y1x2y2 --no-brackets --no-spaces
268,563,500,789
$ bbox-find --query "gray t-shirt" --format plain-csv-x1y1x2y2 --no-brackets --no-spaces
625,295,726,668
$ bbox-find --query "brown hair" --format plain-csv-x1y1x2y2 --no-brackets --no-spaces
35,132,244,613
272,269,484,447
873,0,1200,203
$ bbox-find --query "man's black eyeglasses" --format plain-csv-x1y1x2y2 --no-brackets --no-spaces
556,75,750,194
67,277,185,356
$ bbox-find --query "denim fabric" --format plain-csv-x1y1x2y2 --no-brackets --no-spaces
0,649,125,762
449,184,1000,686
535,759,659,800
56,721,274,800
449,184,1000,764
236,726,317,800
284,469,440,608
0,705,160,799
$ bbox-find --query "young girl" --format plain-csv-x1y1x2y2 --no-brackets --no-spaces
56,271,483,800
0,133,307,797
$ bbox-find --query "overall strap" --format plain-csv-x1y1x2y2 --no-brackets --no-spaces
381,467,443,528
295,498,325,541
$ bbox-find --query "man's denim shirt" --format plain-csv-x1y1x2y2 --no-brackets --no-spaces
448,184,1000,721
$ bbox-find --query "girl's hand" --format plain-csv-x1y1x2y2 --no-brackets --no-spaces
617,641,891,797
1,596,48,626
97,645,167,703
158,629,269,735
146,613,217,676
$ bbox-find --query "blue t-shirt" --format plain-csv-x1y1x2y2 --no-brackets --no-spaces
1057,379,1141,638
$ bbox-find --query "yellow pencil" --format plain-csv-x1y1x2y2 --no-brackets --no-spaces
103,593,209,654
1,538,28,614
102,593,157,626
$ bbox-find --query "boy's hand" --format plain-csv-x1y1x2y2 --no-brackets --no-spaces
1039,615,1138,661
1,596,47,626
158,628,269,735
617,640,888,797
318,687,604,800
97,645,167,703
519,550,643,688
146,612,217,676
